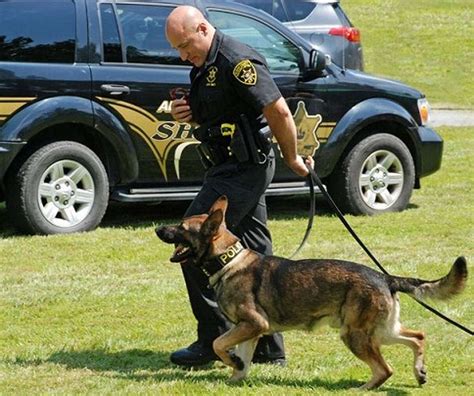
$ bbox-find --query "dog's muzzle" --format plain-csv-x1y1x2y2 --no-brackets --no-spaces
155,226,177,243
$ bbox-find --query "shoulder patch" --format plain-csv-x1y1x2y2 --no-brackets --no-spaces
233,59,257,86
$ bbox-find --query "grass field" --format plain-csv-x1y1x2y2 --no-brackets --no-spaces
1,127,472,394
343,0,473,108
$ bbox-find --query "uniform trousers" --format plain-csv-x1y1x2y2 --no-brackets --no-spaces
181,149,285,359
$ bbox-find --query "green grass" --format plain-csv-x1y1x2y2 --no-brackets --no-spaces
0,127,472,394
343,0,473,107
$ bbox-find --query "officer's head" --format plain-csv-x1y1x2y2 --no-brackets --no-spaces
166,6,215,67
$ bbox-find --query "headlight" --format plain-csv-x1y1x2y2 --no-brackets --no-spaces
417,98,431,126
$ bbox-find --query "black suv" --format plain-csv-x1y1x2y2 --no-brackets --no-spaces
0,0,442,235
233,0,364,70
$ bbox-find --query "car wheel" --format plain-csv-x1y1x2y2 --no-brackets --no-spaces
328,134,415,215
6,141,109,234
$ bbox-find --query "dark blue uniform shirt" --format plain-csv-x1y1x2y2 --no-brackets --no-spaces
189,29,281,137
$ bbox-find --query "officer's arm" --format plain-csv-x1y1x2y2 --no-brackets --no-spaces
263,97,312,177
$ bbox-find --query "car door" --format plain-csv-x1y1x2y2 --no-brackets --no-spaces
206,8,331,181
89,1,203,187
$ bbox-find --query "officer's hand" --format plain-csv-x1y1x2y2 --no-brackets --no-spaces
288,156,314,177
171,99,193,123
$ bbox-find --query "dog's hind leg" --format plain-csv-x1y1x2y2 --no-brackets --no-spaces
341,327,393,390
385,326,426,385
213,321,266,381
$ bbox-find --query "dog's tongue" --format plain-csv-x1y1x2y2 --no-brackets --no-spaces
170,244,191,263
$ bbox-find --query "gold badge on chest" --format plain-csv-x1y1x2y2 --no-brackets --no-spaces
206,66,218,87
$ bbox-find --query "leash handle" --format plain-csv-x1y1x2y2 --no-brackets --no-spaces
302,162,473,336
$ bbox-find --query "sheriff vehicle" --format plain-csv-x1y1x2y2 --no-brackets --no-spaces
0,0,442,234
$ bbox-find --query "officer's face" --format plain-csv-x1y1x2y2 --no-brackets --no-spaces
168,23,211,67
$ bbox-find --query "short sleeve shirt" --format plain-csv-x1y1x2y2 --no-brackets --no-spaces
188,29,281,129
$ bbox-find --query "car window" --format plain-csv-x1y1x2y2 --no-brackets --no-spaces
233,0,316,23
232,0,274,15
0,0,75,63
100,4,123,62
99,3,185,65
276,0,316,22
208,10,300,74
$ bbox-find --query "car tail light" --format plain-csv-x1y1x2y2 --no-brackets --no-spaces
329,26,361,43
417,98,431,126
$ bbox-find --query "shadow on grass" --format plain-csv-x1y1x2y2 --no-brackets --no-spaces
12,348,411,393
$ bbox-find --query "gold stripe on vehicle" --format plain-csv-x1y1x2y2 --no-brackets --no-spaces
0,97,36,126
96,96,195,181
317,123,336,141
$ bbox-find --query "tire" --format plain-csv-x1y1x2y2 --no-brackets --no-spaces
328,134,415,215
6,141,109,234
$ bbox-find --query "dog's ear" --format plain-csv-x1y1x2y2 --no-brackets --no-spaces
202,209,224,238
209,195,228,218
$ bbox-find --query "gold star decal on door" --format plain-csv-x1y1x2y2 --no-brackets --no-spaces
292,101,321,157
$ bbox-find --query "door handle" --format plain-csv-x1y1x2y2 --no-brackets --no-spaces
100,84,130,95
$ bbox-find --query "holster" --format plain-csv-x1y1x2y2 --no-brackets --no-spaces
195,142,228,170
237,114,272,165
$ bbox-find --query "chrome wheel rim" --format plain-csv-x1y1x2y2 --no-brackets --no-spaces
359,150,404,210
37,160,95,228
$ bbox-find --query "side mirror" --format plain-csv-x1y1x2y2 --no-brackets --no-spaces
301,49,327,81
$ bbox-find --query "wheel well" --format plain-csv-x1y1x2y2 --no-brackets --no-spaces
327,121,420,187
4,123,121,189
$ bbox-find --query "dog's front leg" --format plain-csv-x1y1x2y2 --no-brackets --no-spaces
213,321,263,381
231,337,259,380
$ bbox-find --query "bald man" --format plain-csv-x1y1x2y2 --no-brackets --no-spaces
165,5,313,368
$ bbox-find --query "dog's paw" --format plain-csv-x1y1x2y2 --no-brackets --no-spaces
229,368,247,382
416,366,427,385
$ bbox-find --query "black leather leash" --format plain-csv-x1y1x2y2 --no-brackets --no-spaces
291,162,473,336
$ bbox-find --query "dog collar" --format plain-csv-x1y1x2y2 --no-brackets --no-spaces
200,241,245,277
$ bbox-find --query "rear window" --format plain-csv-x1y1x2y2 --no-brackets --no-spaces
277,0,316,22
0,1,76,63
233,0,316,22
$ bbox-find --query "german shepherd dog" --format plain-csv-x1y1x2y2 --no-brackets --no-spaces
156,196,467,389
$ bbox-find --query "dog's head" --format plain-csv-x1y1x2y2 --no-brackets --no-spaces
156,196,238,265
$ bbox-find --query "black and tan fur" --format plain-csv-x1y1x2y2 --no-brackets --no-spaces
156,196,468,389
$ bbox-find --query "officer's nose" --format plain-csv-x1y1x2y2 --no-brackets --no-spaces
178,49,188,62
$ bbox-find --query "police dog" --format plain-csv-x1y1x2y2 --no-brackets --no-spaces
156,196,467,389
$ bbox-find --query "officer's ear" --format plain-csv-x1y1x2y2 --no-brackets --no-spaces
196,22,207,36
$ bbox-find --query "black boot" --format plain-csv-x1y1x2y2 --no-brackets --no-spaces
252,333,286,366
170,340,220,367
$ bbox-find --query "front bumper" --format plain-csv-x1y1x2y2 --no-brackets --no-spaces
417,126,443,177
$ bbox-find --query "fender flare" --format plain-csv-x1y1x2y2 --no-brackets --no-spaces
315,98,422,177
1,96,138,183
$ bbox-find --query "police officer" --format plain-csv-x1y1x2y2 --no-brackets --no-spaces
166,5,314,367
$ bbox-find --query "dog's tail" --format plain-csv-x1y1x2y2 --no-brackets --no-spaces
389,256,468,300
